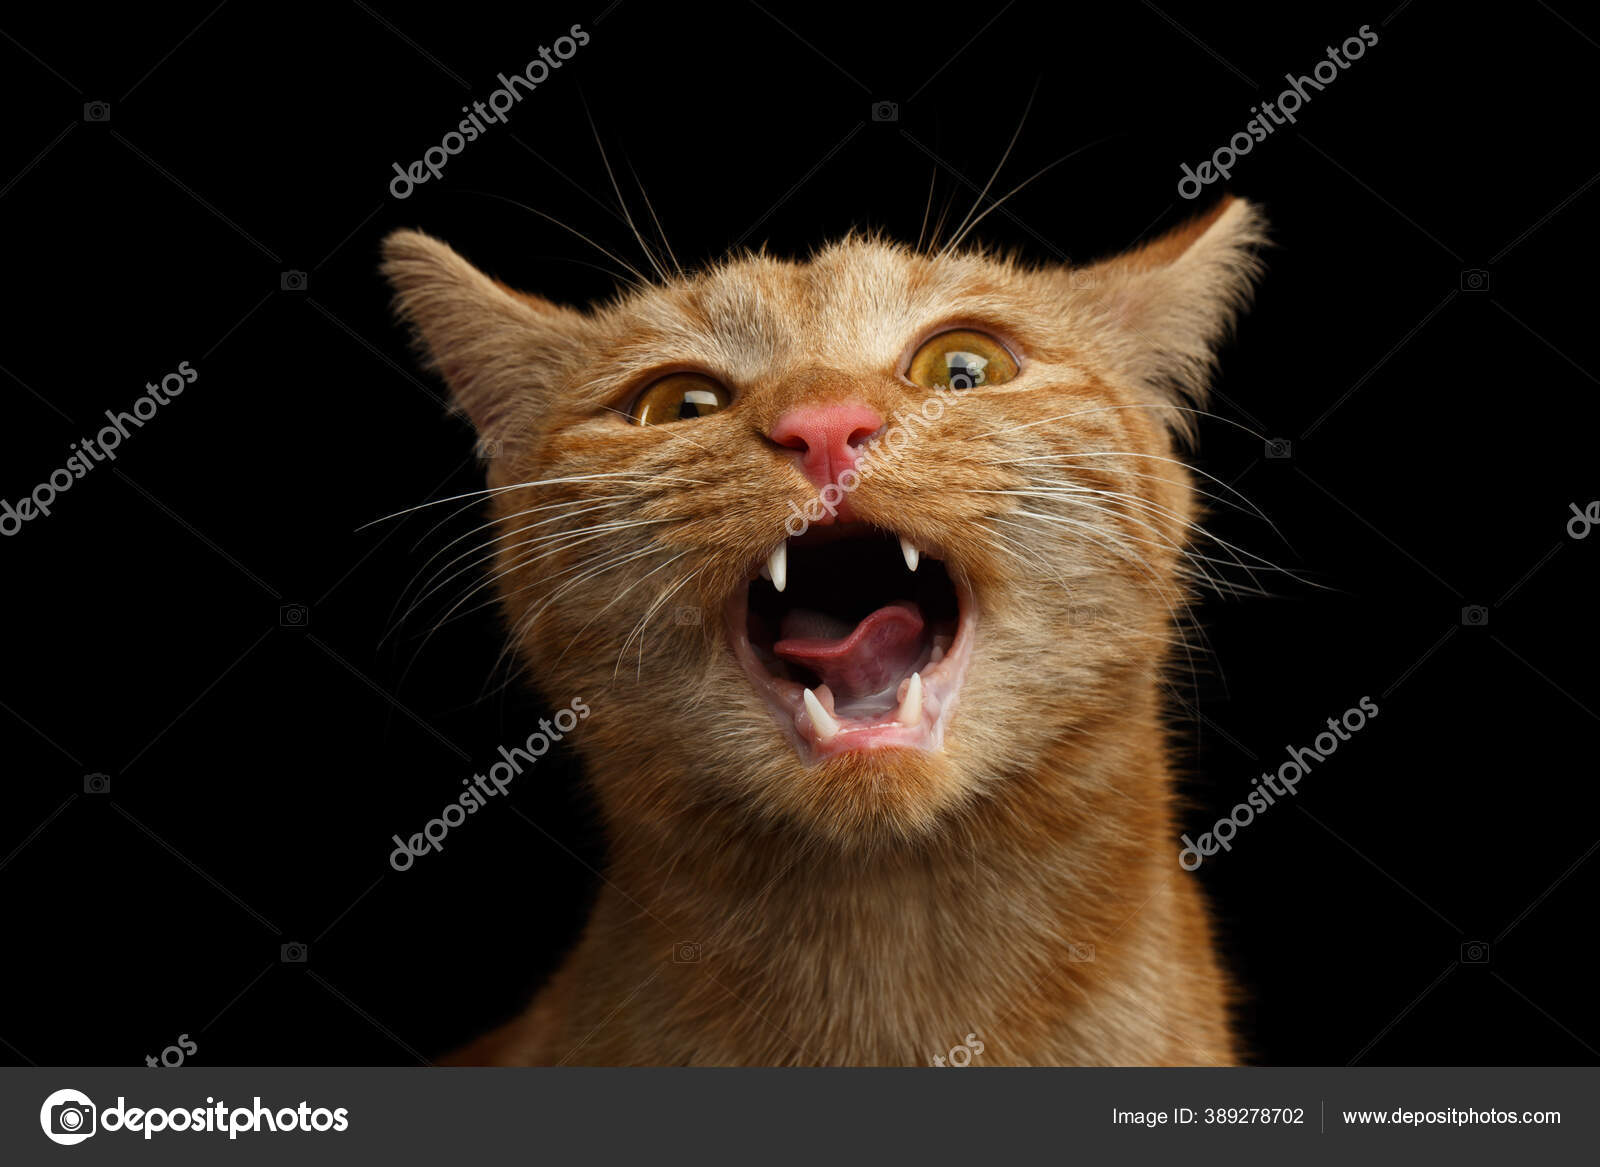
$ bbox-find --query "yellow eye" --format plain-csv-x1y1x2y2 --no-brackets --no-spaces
906,329,1018,390
629,373,731,425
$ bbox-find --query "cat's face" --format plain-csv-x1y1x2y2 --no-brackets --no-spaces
384,199,1264,848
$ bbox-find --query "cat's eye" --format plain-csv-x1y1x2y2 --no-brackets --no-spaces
905,329,1019,390
629,373,731,425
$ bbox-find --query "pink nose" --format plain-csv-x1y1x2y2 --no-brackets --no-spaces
769,402,883,490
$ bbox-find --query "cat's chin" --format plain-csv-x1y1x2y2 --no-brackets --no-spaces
723,525,976,764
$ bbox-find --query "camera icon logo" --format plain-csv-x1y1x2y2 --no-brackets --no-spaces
279,603,309,628
83,772,111,794
1066,942,1096,962
1066,604,1103,627
1461,605,1489,627
83,101,111,123
944,353,987,391
871,100,899,122
1460,940,1490,964
1459,268,1491,292
1265,438,1293,460
40,1089,97,1145
673,607,701,626
281,942,308,963
280,270,309,292
673,940,702,963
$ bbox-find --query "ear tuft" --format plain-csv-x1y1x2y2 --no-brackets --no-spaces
1080,197,1269,437
381,229,586,440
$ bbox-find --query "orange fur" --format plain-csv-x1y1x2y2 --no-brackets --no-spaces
383,197,1267,1065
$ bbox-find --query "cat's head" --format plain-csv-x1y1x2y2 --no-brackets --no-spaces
383,198,1265,849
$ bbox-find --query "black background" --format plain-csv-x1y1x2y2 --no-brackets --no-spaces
1,0,1596,1067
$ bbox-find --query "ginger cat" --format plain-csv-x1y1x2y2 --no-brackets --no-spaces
382,195,1267,1065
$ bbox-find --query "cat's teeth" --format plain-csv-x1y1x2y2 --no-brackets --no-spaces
767,543,787,592
896,672,922,727
900,537,920,573
802,687,839,741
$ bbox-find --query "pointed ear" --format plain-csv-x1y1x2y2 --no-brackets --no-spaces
381,229,588,441
1079,196,1268,432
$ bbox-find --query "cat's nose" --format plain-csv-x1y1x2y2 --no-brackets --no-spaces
769,402,884,490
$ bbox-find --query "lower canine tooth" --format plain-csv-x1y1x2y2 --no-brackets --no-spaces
897,671,922,727
900,537,920,572
802,687,839,741
768,543,787,592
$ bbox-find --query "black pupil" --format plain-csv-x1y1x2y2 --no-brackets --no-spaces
675,387,719,419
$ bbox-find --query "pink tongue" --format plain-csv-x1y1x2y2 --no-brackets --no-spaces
773,602,925,700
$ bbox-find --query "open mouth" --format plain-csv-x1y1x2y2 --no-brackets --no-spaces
725,525,976,761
